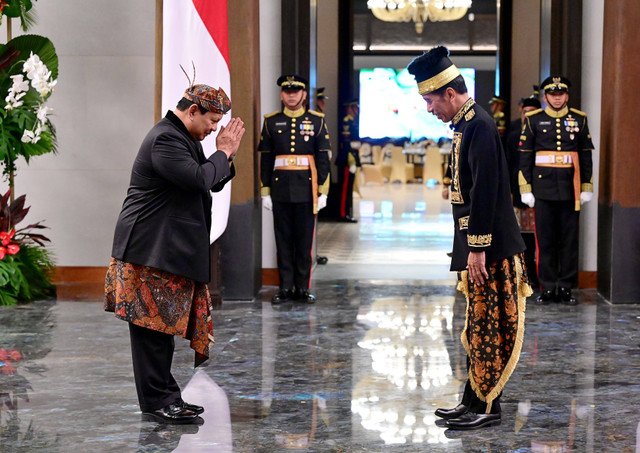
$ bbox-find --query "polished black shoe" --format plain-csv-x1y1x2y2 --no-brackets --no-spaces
271,290,290,304
175,397,204,415
317,256,328,265
445,412,501,430
297,290,316,304
142,402,199,425
558,287,577,305
341,216,358,223
536,289,556,305
435,404,469,420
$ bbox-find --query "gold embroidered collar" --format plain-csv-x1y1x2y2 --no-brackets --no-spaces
284,107,306,118
545,106,569,118
452,98,476,126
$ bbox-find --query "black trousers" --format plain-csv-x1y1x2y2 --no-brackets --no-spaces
534,199,580,291
129,322,181,412
272,200,315,291
337,164,355,219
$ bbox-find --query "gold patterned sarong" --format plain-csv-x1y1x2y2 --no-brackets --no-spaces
457,253,532,413
104,258,214,367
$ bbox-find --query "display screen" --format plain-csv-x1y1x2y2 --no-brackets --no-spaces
359,67,476,141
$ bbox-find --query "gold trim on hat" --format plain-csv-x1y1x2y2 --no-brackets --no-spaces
417,65,461,95
282,81,306,89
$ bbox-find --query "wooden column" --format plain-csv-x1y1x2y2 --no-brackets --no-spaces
597,1,640,303
219,0,263,300
539,0,582,107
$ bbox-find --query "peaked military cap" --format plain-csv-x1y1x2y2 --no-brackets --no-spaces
541,76,571,93
489,96,507,105
407,46,462,95
317,87,328,100
521,97,541,109
277,74,308,91
344,97,359,107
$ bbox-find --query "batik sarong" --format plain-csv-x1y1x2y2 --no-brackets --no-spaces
458,253,532,413
104,258,214,367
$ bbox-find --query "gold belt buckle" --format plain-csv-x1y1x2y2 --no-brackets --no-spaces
555,155,564,164
288,157,297,166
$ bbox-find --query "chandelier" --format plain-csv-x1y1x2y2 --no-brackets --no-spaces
367,0,472,34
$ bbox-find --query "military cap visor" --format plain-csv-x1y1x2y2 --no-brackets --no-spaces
489,96,507,104
277,74,308,91
541,76,571,92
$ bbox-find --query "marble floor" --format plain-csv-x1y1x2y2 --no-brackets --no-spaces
1,183,639,452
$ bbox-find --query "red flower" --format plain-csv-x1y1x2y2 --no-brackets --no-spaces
0,247,5,260
0,2,8,15
6,244,19,255
0,230,11,246
8,350,21,361
0,348,7,361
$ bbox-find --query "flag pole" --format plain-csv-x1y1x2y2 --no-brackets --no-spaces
6,17,14,202
154,0,163,123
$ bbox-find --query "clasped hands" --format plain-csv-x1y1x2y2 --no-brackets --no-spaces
216,117,246,162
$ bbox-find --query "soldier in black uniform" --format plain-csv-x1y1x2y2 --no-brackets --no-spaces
518,76,594,305
259,75,332,304
408,46,531,431
489,95,508,145
336,99,361,222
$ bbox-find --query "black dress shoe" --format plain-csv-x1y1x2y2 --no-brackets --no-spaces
297,290,316,304
435,404,469,420
341,216,358,223
558,287,577,305
142,402,199,425
445,412,501,430
271,290,290,304
536,289,556,305
175,397,204,415
317,256,328,265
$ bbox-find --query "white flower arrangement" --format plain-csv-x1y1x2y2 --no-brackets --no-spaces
4,52,57,144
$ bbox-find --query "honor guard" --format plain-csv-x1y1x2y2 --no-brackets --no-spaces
518,76,594,305
336,98,361,222
259,74,332,304
489,95,508,143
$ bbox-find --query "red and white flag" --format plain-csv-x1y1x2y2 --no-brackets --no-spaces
162,0,231,244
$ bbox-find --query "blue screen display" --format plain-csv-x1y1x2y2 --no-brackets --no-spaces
359,67,476,141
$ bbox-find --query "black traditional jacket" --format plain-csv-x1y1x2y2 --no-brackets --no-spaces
259,107,331,203
448,99,525,271
518,106,594,204
111,111,234,283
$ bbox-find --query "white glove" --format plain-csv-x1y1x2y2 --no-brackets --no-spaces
580,191,593,204
262,195,273,211
521,192,535,208
349,164,357,174
317,194,327,211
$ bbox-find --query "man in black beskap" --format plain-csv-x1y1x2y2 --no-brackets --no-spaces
407,46,532,431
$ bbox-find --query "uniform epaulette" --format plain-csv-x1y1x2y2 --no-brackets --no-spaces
264,111,280,119
308,109,325,118
525,108,543,117
569,107,587,116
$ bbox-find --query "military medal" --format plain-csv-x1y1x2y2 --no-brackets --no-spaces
301,120,314,142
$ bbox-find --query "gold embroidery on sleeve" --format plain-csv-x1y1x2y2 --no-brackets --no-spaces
468,234,492,247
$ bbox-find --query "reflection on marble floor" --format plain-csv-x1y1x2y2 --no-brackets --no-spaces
1,184,639,452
